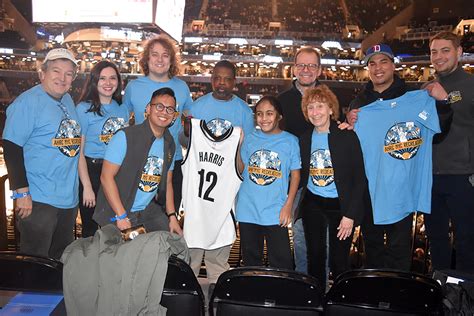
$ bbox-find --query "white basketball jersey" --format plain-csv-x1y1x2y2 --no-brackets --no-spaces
182,118,242,250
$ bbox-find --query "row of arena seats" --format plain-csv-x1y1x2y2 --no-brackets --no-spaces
0,252,205,315
0,251,446,315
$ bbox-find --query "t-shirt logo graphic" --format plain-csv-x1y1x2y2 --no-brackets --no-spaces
206,118,232,137
384,122,423,160
309,149,334,186
51,119,81,157
100,117,128,144
248,149,282,186
139,156,163,192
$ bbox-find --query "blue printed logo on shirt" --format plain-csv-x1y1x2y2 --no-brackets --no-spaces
206,118,232,137
383,122,423,160
100,117,128,144
139,156,163,192
248,149,282,186
309,149,334,187
51,119,81,157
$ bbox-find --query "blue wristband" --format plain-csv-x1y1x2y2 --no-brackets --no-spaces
11,191,30,200
110,212,127,222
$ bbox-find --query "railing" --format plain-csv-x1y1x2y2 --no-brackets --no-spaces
0,174,10,250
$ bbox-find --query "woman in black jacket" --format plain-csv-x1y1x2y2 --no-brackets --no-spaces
298,84,369,292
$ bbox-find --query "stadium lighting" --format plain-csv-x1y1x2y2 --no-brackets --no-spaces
0,48,13,54
203,54,221,61
228,38,248,45
322,41,342,50
321,58,336,65
275,39,293,46
184,37,203,43
262,55,283,63
54,34,65,44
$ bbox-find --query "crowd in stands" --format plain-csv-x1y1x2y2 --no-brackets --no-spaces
0,30,30,49
347,0,412,33
462,31,474,53
183,0,203,22
203,0,273,29
185,0,418,39
278,0,345,35
386,24,474,56
0,57,37,71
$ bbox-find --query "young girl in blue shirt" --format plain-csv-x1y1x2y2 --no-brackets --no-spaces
236,96,301,269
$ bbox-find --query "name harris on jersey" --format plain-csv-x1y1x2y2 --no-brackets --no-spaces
199,151,225,166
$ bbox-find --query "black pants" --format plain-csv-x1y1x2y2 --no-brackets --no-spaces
172,160,183,210
17,201,77,259
425,174,474,273
301,190,352,291
78,157,101,237
239,222,293,270
362,210,413,271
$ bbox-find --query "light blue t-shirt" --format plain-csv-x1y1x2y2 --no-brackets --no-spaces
104,130,175,212
76,100,129,158
307,130,338,198
187,93,254,138
355,90,440,225
123,76,193,161
3,85,80,209
236,130,301,226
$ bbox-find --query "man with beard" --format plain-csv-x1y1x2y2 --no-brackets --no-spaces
182,60,254,297
182,60,252,296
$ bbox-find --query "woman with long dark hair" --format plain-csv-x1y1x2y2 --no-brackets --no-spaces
76,61,129,237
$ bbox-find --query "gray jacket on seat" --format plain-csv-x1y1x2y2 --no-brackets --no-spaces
61,225,189,316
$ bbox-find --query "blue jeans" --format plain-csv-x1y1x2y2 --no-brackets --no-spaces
292,188,308,274
293,219,308,273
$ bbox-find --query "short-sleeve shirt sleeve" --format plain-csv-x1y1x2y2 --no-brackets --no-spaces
104,130,127,165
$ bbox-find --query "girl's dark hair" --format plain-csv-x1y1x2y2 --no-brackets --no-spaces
255,95,284,117
78,61,122,116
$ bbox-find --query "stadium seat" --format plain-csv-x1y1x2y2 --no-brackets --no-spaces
324,269,444,315
0,252,204,315
161,255,206,316
209,267,323,316
0,251,63,292
0,251,66,315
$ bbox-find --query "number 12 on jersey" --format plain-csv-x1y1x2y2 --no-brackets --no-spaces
197,169,217,202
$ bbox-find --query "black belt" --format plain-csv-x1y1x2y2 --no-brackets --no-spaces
85,157,104,164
